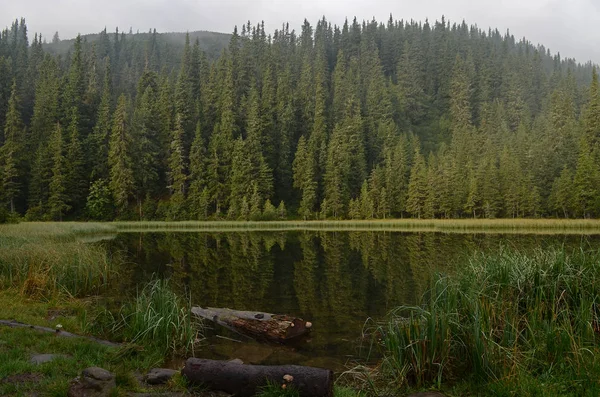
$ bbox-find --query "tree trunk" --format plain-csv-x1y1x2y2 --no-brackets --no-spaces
191,307,311,343
182,358,333,397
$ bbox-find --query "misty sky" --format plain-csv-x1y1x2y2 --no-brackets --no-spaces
1,0,599,64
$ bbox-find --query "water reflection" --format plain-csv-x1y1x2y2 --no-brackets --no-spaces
105,232,597,369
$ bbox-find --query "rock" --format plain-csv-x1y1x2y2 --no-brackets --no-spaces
29,354,68,365
145,368,179,385
228,358,244,365
67,367,116,397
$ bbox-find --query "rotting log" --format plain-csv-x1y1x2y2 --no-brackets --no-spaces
0,319,121,347
191,307,312,343
181,357,333,397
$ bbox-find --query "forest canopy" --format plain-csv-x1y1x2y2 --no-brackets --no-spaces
1,16,599,221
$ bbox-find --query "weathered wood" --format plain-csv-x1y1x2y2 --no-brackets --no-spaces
0,319,121,347
181,358,333,397
192,307,311,343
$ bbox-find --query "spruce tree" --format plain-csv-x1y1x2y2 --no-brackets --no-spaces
0,82,24,213
89,60,112,181
406,147,428,218
48,123,70,220
108,95,134,215
65,108,87,212
167,113,188,219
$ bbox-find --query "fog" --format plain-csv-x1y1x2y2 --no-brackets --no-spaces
1,0,599,63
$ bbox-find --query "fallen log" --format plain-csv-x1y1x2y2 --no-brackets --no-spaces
181,358,333,397
0,319,121,347
191,307,311,343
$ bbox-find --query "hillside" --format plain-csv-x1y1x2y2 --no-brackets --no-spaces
1,16,600,221
42,29,231,60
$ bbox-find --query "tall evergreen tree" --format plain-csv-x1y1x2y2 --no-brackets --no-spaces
108,95,134,215
48,123,70,220
0,82,24,213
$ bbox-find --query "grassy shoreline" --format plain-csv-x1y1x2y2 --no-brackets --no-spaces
7,219,600,236
114,219,600,233
375,247,600,396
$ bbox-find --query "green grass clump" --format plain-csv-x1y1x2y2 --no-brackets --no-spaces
94,279,201,355
378,247,600,392
0,238,116,298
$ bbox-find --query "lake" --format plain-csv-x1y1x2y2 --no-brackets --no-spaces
102,231,598,371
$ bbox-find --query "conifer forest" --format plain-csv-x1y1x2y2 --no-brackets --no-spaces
1,16,600,221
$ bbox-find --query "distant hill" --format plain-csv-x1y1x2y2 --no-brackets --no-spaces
43,30,231,60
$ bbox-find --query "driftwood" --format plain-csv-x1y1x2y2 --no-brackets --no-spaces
192,307,311,343
0,319,121,347
182,358,333,397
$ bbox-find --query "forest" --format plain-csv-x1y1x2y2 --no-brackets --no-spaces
1,16,600,221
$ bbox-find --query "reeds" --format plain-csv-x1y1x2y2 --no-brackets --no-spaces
95,279,201,355
378,247,600,388
0,235,115,297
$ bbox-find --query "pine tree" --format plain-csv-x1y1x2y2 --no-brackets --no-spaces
89,60,112,181
48,123,70,220
167,113,188,219
0,82,24,213
549,166,573,218
573,138,600,218
108,95,134,215
584,68,600,150
65,108,87,212
406,146,428,218
187,122,207,219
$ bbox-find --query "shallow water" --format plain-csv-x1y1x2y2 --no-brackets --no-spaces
103,231,599,371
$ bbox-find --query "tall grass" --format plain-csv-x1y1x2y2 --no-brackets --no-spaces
378,247,600,389
0,233,116,298
94,279,201,355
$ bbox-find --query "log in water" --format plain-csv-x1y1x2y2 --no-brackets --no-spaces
191,307,312,342
181,358,333,397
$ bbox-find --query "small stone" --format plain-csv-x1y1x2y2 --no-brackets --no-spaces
68,367,116,397
145,368,179,385
228,358,244,365
283,374,294,382
29,354,68,365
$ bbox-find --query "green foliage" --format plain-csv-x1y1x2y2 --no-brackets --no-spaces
93,279,201,355
48,123,71,220
86,178,114,220
378,247,600,390
0,225,115,297
3,16,600,220
109,95,135,215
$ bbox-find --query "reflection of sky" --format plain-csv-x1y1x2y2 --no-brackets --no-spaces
2,0,599,64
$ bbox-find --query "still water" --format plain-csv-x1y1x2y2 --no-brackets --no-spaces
103,231,597,371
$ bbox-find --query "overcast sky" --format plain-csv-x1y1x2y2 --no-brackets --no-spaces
1,0,599,64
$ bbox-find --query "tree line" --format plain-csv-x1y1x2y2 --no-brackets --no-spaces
1,16,599,221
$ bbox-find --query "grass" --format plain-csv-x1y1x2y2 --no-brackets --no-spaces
0,230,116,298
255,382,364,397
376,247,600,395
92,279,201,356
114,219,600,234
0,288,177,396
